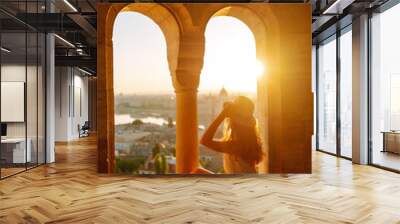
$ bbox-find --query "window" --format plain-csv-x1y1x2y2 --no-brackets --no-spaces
316,26,353,159
390,75,400,130
317,36,337,154
339,29,352,158
370,3,400,171
0,1,47,179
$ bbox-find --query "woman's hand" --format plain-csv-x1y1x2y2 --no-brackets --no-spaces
221,102,234,118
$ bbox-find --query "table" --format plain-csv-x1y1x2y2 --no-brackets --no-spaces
382,131,400,154
1,138,31,164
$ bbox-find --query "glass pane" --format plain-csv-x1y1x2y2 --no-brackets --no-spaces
1,31,27,177
318,37,337,154
371,4,400,171
38,33,45,165
340,30,352,158
27,31,38,169
312,46,317,151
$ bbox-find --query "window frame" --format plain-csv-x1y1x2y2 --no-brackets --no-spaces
367,0,400,173
315,24,353,161
0,1,48,180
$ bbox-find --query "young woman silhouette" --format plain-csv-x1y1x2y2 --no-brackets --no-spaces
198,96,263,174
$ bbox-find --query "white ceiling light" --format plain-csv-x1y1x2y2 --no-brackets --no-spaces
63,0,78,12
78,67,93,76
323,0,355,15
1,47,11,53
54,34,75,48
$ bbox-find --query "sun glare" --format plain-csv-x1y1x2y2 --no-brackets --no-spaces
200,16,259,94
253,60,265,78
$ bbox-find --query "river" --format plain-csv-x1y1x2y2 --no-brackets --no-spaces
115,114,205,130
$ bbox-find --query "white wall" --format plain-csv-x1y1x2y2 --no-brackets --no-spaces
1,65,34,138
55,66,70,141
55,67,89,141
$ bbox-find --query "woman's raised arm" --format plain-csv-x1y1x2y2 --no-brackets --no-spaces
200,105,231,153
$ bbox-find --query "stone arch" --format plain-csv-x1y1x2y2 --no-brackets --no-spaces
97,3,181,173
115,4,180,74
202,6,270,173
206,6,268,60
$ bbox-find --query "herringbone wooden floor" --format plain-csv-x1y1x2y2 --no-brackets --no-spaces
1,136,400,224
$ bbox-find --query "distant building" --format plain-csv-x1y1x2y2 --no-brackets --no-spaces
218,86,229,113
219,86,228,99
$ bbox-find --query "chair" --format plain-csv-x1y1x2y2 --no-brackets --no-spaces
78,121,90,138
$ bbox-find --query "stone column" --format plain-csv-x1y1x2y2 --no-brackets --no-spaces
174,80,199,173
172,34,204,173
97,4,116,173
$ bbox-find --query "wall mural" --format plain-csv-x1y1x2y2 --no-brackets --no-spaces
97,3,313,174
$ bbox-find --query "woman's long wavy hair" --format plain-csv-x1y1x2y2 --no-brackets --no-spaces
222,96,263,164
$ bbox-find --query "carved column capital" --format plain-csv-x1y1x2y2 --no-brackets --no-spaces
172,69,201,93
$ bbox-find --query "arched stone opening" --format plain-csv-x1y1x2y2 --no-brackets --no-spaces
198,15,259,173
113,11,175,174
97,3,180,173
112,11,173,92
118,5,181,74
208,6,268,59
202,6,270,173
